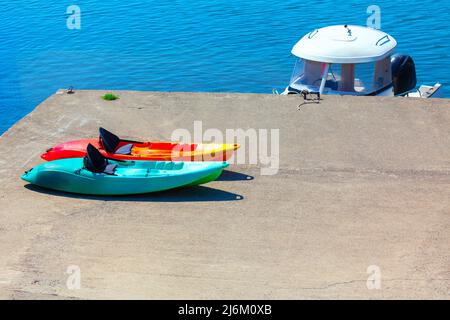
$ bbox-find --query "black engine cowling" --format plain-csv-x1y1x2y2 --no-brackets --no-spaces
391,54,417,95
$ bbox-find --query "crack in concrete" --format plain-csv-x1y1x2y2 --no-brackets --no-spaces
288,278,450,291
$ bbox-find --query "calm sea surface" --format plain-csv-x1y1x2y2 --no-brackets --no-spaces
1,0,449,133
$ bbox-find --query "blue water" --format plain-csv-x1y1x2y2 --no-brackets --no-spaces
1,0,449,134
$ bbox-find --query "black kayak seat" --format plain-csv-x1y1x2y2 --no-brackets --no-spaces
99,127,120,153
99,127,144,154
84,143,116,174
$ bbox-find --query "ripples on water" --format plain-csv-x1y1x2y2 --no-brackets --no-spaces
0,0,449,133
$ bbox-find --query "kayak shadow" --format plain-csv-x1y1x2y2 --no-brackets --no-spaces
217,170,254,181
24,184,244,202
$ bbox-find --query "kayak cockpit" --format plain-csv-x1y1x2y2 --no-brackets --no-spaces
99,127,142,155
84,143,118,175
83,143,189,177
99,127,197,156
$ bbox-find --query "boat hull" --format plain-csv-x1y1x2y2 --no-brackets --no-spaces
22,159,228,195
41,139,239,162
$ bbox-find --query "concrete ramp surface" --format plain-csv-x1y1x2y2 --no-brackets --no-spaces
1,90,450,299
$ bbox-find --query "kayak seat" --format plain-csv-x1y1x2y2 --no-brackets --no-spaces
84,143,117,175
99,127,120,153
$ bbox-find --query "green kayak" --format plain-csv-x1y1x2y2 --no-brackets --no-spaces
21,144,228,195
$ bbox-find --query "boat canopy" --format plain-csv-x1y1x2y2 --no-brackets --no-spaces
288,58,393,95
291,25,397,64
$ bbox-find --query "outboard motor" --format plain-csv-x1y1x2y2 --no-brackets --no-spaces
391,54,417,95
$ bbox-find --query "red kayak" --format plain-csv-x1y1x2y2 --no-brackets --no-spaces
41,128,239,162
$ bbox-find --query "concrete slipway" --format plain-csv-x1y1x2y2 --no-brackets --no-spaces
1,90,450,299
